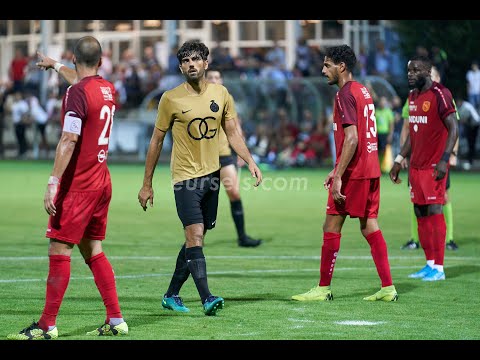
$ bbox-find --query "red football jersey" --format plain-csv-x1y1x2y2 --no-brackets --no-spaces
408,81,456,169
59,75,115,191
333,81,381,179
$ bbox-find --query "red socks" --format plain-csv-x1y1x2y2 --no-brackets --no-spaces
85,252,122,323
319,232,341,286
38,255,71,330
366,230,393,287
430,214,446,266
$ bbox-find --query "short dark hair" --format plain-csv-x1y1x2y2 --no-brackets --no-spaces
177,40,209,63
410,55,432,72
325,44,357,72
74,36,102,67
206,68,222,76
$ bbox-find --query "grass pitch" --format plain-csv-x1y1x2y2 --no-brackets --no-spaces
1,160,479,341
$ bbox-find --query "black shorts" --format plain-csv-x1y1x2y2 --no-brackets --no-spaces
174,170,221,230
378,134,388,152
220,154,236,168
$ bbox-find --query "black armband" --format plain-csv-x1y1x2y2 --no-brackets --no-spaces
441,152,450,162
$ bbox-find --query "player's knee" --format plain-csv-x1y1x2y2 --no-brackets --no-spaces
227,188,241,201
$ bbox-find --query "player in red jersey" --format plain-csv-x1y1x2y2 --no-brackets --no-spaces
390,55,458,282
7,36,128,340
292,45,397,302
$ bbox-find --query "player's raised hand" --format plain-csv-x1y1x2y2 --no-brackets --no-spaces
36,51,56,71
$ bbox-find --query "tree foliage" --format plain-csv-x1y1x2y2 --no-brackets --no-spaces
392,20,480,98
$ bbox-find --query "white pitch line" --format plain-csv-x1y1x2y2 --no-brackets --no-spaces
288,318,315,323
0,265,432,284
335,320,386,326
0,255,477,261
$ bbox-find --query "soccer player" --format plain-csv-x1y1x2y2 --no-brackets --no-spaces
205,69,262,248
390,55,458,281
291,45,398,302
137,40,262,316
8,36,128,340
399,65,459,251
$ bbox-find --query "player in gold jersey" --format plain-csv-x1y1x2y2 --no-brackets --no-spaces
206,69,262,247
138,41,262,316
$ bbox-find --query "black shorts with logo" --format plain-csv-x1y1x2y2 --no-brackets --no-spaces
174,170,221,230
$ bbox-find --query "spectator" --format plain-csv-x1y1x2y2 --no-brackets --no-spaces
294,37,311,77
466,61,480,111
25,90,49,158
9,91,30,159
9,48,29,93
456,98,480,170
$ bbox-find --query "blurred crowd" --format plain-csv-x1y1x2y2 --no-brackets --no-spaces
0,40,478,169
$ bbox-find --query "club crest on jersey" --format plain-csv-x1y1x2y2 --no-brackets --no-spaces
210,100,219,112
100,87,113,101
187,117,217,140
422,101,431,112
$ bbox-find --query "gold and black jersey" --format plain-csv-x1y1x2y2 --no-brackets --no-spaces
218,94,235,157
155,82,236,184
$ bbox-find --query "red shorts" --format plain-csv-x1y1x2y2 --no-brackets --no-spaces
46,183,112,244
409,167,447,205
326,178,380,218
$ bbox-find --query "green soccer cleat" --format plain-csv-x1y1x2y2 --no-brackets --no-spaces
162,294,190,312
291,285,333,301
203,295,224,316
86,321,128,336
363,285,398,302
7,321,58,340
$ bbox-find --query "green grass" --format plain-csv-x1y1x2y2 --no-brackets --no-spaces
1,160,479,340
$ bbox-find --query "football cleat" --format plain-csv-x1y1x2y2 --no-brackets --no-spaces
7,321,58,340
422,269,446,281
446,240,458,250
401,239,420,250
238,235,262,247
86,321,128,336
162,294,190,312
203,295,224,316
363,285,398,301
291,285,333,301
408,265,434,279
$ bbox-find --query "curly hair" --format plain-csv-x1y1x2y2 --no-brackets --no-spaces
325,44,357,73
177,40,210,62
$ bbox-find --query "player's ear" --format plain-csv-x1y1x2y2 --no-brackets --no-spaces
179,65,183,74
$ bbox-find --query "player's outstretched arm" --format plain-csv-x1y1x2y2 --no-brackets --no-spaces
36,51,78,85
